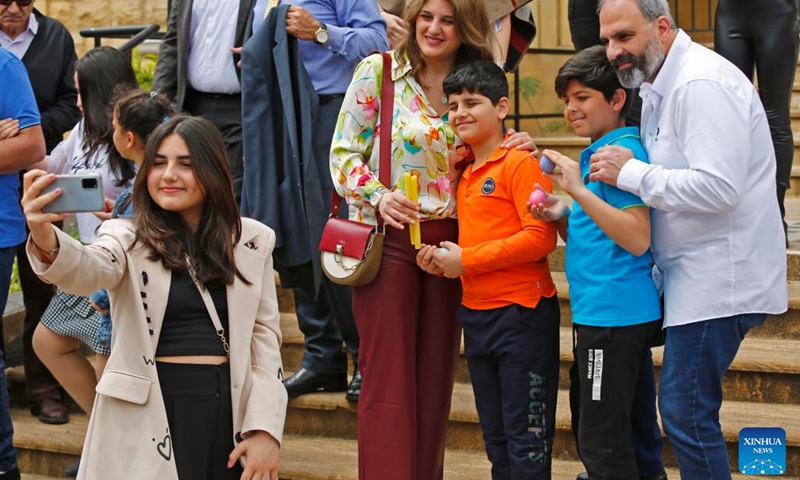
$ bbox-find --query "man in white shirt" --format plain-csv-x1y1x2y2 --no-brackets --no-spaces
592,0,788,478
152,0,256,203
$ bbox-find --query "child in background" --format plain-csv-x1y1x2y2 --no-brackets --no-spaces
88,90,175,349
529,45,666,480
417,60,559,479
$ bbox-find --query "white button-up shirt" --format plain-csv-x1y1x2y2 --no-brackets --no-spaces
617,30,787,327
187,0,241,94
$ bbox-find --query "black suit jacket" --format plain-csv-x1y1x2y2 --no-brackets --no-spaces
23,10,80,153
152,0,255,108
239,4,326,273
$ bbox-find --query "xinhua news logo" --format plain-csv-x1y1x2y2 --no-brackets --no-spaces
739,427,786,475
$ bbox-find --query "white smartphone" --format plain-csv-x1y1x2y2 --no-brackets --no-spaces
41,173,105,213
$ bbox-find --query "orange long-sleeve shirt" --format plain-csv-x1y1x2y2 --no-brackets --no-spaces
457,146,557,310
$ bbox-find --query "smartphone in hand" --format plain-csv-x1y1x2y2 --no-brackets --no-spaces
41,174,105,213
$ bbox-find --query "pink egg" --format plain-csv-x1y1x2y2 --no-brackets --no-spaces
529,189,547,206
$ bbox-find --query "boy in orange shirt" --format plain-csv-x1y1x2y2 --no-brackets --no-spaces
417,60,559,479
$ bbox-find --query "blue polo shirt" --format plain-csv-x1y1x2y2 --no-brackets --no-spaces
0,47,40,248
565,127,661,327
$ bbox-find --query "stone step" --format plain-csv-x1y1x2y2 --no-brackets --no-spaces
277,260,800,322
283,381,800,474
8,389,798,479
533,135,589,163
5,366,83,414
15,405,761,480
278,271,800,406
11,408,83,477
551,272,800,340
278,433,790,480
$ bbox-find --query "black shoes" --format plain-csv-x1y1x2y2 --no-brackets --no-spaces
283,368,347,398
0,467,19,480
576,471,667,480
345,368,362,402
64,457,81,477
282,367,362,401
641,471,668,480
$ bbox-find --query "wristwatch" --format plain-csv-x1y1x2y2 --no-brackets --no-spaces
313,22,329,45
369,188,391,211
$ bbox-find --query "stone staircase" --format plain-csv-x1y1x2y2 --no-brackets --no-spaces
7,37,800,480
275,264,800,479
7,252,800,479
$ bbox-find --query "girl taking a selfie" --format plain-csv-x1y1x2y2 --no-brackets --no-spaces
22,115,287,480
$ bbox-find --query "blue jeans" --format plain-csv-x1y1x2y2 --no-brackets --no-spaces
0,246,19,471
658,313,766,480
630,349,665,478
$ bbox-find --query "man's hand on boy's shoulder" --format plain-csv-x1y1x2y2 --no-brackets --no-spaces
589,145,635,187
433,241,465,279
501,128,539,158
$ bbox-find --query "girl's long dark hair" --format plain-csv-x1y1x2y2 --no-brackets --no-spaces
76,46,138,187
133,116,248,285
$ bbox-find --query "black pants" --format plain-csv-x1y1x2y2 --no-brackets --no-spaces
569,340,665,478
275,95,359,374
568,0,602,51
275,261,359,373
16,221,62,404
459,298,560,480
158,362,243,480
573,320,663,480
183,88,244,204
567,0,642,128
715,0,799,231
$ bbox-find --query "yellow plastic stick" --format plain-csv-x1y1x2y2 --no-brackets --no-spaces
405,172,421,248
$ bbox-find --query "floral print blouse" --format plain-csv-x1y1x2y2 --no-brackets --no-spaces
330,50,473,226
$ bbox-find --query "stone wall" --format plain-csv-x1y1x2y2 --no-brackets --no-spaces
35,0,168,56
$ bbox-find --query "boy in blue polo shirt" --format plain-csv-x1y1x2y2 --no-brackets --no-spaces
529,45,666,480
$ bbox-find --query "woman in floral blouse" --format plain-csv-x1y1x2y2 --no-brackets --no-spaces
330,0,536,477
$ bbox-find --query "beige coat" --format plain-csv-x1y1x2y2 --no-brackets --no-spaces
28,218,287,480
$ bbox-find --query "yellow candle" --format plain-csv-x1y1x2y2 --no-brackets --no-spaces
405,172,421,248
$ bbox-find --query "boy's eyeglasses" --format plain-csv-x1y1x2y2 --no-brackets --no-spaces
0,0,34,6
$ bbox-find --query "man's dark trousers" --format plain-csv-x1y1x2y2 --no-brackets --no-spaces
183,87,244,202
15,225,61,404
279,96,358,373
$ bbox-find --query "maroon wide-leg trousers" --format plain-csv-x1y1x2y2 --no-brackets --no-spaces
353,219,462,480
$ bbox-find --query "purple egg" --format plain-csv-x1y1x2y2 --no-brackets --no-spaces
540,156,556,174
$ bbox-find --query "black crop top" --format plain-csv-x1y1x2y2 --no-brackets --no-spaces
155,268,229,357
